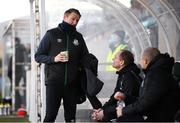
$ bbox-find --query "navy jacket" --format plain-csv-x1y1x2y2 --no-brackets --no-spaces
79,53,104,96
35,22,88,85
102,63,141,118
122,53,180,121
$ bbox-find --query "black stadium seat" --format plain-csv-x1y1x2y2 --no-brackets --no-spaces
173,62,180,122
173,62,180,87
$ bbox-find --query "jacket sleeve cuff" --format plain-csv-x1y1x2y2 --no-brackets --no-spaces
122,108,127,116
50,56,55,63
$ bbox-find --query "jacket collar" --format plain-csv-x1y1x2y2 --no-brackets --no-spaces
143,53,174,74
116,63,140,76
58,21,76,35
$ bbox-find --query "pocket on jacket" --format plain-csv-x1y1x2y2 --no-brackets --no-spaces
46,66,64,82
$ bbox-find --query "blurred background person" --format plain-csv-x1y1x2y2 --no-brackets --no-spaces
7,37,26,111
106,30,129,71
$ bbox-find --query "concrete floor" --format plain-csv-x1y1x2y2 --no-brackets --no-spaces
55,98,109,122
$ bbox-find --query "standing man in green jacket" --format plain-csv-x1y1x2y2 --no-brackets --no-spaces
35,8,89,122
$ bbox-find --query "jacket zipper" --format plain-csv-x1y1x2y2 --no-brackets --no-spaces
64,34,69,86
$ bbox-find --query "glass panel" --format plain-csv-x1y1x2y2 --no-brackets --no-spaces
129,0,158,47
167,0,180,61
2,19,31,111
143,0,180,59
44,0,180,113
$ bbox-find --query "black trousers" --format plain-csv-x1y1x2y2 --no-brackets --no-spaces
102,106,144,122
116,115,144,122
43,84,77,122
102,105,117,122
15,72,26,110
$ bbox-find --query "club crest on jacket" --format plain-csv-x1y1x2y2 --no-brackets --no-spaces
73,39,79,46
57,39,62,43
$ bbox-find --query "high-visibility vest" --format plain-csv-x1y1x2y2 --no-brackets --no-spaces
106,44,128,71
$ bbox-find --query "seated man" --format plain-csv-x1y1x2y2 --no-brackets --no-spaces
116,47,180,122
92,50,142,121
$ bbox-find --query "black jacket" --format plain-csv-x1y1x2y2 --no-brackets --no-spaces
102,63,141,118
122,53,180,121
35,22,89,85
80,53,103,94
80,53,98,76
76,53,103,108
78,53,103,96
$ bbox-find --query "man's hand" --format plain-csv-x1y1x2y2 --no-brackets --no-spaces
54,53,67,62
116,107,123,117
92,108,104,121
114,91,125,101
93,108,102,113
96,110,104,121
